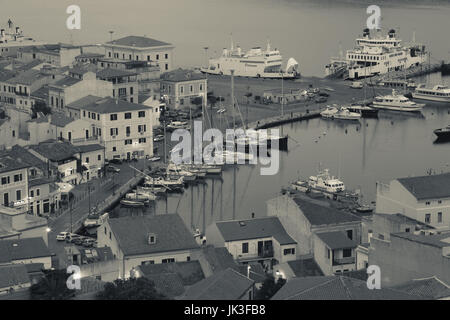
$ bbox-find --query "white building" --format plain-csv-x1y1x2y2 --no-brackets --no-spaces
66,96,155,160
103,36,174,72
376,173,450,228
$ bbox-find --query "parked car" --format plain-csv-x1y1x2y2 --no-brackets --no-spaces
107,165,120,173
73,237,86,245
65,233,82,243
56,232,70,241
82,238,96,248
109,158,123,165
154,135,164,142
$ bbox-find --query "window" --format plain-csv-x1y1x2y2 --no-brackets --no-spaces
242,242,249,254
138,111,145,118
438,200,442,204
165,64,168,70
165,53,168,59
112,147,117,152
156,54,159,60
147,55,150,61
1,176,10,185
125,139,132,145
327,249,330,259
98,154,101,161
425,214,431,224
126,126,131,136
110,114,118,121
16,190,21,201
425,201,430,206
405,228,410,233
190,85,193,92
109,232,112,239
200,84,203,91
30,190,34,197
138,125,146,133
162,258,175,264
36,189,40,196
139,138,146,143
118,88,126,97
180,86,184,94
438,212,442,223
124,112,132,119
14,174,23,182
110,128,118,136
130,87,133,95
343,248,352,258
283,248,295,255
346,230,353,240
85,157,89,163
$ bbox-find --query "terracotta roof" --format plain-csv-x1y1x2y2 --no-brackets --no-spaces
316,231,358,249
107,214,199,257
394,277,450,299
215,217,296,245
107,36,172,48
293,198,361,226
397,173,450,200
180,268,254,300
29,141,78,162
272,276,425,300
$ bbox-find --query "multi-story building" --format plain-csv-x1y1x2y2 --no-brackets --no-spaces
17,43,81,67
96,68,138,103
0,152,29,209
103,36,174,72
97,214,199,279
206,217,297,270
48,71,113,111
160,69,207,110
66,96,154,160
376,173,450,228
75,144,105,182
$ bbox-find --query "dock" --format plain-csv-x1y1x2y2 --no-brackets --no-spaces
244,109,323,131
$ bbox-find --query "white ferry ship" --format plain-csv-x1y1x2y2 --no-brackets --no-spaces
325,28,427,79
308,168,346,193
412,84,450,103
201,38,299,79
0,20,45,57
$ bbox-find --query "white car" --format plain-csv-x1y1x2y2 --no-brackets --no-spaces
56,232,70,241
217,108,226,114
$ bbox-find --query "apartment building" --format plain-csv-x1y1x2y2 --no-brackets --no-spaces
96,68,138,103
66,96,154,160
17,44,81,67
160,69,207,110
103,36,174,71
0,153,29,209
376,173,450,228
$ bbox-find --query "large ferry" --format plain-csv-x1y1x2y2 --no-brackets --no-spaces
412,84,450,103
201,38,299,79
325,28,427,79
0,20,45,57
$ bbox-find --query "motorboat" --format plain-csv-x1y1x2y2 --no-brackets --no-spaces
372,90,425,112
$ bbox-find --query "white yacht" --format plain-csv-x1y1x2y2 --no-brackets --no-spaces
308,169,346,193
412,84,450,102
372,90,425,112
326,28,427,79
321,106,361,120
201,37,299,79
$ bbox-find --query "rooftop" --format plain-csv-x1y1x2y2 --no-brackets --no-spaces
293,197,361,226
215,216,296,245
272,276,424,300
29,141,78,162
50,112,75,127
286,258,324,278
107,214,199,257
68,96,151,114
316,231,358,249
107,36,172,48
394,277,450,299
374,213,434,230
51,76,82,88
96,67,137,78
7,145,48,173
180,268,254,300
6,69,46,85
0,238,52,264
0,151,31,174
397,173,450,200
0,264,30,289
75,144,104,153
392,231,450,249
161,68,206,82
69,64,98,76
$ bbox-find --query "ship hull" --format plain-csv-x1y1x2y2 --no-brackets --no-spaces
412,93,450,103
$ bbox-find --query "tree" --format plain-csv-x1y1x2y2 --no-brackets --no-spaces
30,270,76,300
31,100,51,117
96,277,168,300
255,275,286,300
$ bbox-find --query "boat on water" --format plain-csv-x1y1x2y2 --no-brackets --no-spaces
120,199,145,208
125,191,156,202
201,37,299,79
372,90,425,112
166,163,197,181
347,105,378,118
308,168,346,193
434,125,450,140
412,84,450,103
321,106,361,120
145,176,184,189
137,185,166,194
325,28,428,79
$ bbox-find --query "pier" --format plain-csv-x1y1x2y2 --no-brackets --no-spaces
245,109,322,131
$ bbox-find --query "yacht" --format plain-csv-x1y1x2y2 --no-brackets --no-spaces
308,169,346,193
321,106,361,120
325,28,427,79
372,90,425,112
347,105,378,118
201,38,299,79
434,125,450,140
166,163,196,181
120,199,146,208
125,191,156,202
412,84,450,102
145,176,184,188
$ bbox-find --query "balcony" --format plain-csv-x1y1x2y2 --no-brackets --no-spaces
333,257,356,266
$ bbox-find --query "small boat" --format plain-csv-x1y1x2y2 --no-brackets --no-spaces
145,176,184,188
166,163,196,181
320,106,339,119
308,168,346,193
350,81,363,89
347,105,378,118
372,90,425,112
125,191,156,201
434,125,450,140
333,107,361,120
167,121,190,131
120,199,145,208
